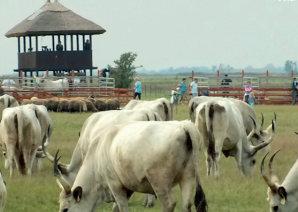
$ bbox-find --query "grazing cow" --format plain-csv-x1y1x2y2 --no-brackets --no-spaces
0,94,19,120
22,104,52,146
195,100,274,176
55,121,207,212
0,171,6,212
0,106,41,176
261,151,298,212
44,109,162,210
35,76,69,91
189,96,276,146
124,98,172,121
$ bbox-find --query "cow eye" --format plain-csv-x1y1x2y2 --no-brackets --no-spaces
251,159,256,165
272,205,278,211
62,209,68,212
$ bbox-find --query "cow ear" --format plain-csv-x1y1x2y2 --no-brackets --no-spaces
277,186,287,205
73,186,83,203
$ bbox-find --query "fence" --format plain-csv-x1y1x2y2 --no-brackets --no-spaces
141,70,297,104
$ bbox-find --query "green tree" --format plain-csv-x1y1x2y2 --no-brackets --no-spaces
110,52,138,88
284,60,296,73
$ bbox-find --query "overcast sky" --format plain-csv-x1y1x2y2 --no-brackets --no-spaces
1,0,298,74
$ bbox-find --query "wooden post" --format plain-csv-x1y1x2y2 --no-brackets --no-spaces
82,35,85,48
52,35,55,51
23,36,26,52
64,35,67,51
35,36,38,51
70,35,73,51
89,35,92,50
76,34,79,51
29,36,32,51
17,37,20,53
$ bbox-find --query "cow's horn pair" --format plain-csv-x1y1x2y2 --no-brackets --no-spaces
42,141,68,174
54,150,71,194
260,150,281,192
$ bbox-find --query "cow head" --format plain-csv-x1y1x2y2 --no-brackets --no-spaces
54,151,112,212
261,151,298,212
250,113,276,146
240,116,275,176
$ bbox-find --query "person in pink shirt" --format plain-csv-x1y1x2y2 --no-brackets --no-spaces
243,81,255,106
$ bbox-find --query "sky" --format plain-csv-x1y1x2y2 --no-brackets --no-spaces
1,0,298,74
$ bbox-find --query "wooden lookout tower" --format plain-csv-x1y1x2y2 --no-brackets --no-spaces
5,0,106,78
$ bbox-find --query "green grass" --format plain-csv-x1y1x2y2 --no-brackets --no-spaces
2,105,298,211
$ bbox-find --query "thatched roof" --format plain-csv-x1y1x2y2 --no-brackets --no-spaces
5,0,106,38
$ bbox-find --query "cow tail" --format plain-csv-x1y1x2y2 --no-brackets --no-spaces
189,100,196,122
183,122,208,212
162,101,170,121
205,103,216,161
14,112,26,175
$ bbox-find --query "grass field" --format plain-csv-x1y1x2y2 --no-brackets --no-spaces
2,104,298,212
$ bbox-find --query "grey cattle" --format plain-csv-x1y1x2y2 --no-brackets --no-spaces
124,98,172,121
189,96,276,146
261,151,298,212
0,106,41,176
43,109,162,210
0,94,19,120
195,99,275,176
55,121,207,212
0,172,6,212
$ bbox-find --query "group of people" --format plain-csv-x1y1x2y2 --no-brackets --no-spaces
132,75,298,106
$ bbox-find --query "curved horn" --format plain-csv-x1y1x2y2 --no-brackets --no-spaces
274,112,277,121
54,150,71,194
268,150,280,177
250,136,273,156
260,152,278,192
272,120,275,133
260,113,264,129
249,115,256,129
42,142,68,174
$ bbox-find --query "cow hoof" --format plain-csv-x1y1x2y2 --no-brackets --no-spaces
146,203,154,208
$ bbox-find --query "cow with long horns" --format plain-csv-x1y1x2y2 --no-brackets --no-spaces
195,99,275,176
189,96,276,147
261,151,298,212
54,121,207,212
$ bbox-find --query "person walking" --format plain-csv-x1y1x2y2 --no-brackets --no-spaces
291,77,298,105
134,77,142,100
190,78,198,97
178,78,187,102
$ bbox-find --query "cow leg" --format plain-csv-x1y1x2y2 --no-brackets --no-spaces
179,161,196,212
110,186,132,212
143,194,156,208
148,176,176,212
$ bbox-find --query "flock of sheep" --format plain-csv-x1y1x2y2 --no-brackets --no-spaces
0,93,296,211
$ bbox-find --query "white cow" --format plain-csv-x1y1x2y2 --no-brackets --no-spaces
43,109,162,209
21,104,53,171
189,96,276,146
55,121,207,212
195,99,274,176
0,94,19,120
0,106,41,176
0,172,6,212
261,151,298,212
35,76,69,91
124,98,172,121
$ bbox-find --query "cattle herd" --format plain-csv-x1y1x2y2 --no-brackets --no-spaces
0,94,296,211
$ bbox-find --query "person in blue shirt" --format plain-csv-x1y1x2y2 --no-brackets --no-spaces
134,77,142,100
178,78,187,102
292,77,298,105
